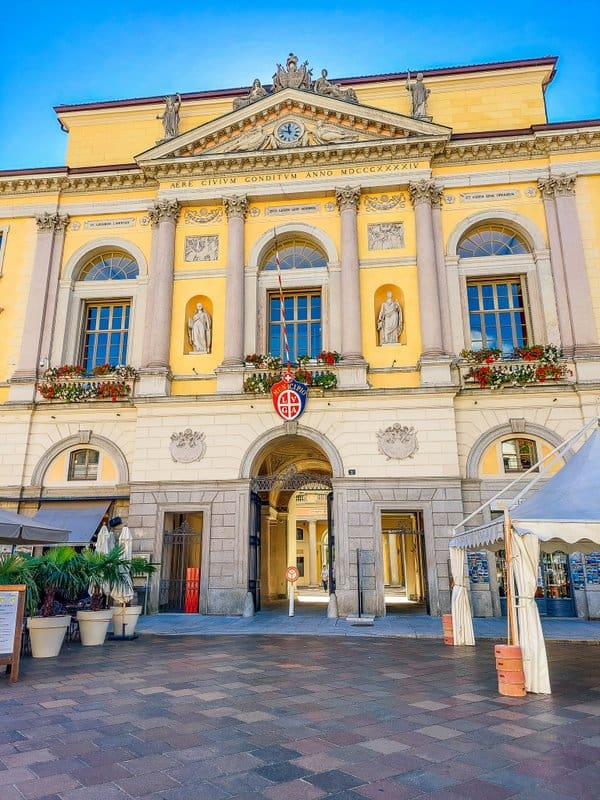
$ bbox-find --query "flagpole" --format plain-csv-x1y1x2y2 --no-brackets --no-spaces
273,230,291,373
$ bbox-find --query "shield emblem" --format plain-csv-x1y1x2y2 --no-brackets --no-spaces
271,373,308,421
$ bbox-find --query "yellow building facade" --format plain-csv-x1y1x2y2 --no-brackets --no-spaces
1,54,600,618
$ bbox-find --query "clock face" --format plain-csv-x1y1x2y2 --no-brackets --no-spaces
276,121,303,143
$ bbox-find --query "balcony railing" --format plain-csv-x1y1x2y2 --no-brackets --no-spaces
242,363,339,393
458,354,573,390
37,365,137,402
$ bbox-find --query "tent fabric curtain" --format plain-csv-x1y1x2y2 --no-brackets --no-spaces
511,532,551,694
449,546,475,646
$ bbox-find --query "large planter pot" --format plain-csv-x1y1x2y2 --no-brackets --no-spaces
27,615,70,658
112,605,142,637
77,609,113,646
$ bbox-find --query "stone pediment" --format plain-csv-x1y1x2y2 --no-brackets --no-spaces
136,88,451,165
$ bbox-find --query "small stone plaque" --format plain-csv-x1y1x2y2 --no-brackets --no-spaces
368,222,404,251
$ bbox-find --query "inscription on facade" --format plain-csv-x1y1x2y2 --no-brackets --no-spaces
184,235,219,262
459,190,520,203
265,204,320,217
84,218,136,229
368,223,404,251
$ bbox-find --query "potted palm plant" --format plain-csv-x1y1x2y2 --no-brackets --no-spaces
0,552,38,617
77,546,130,646
27,546,82,658
112,556,158,636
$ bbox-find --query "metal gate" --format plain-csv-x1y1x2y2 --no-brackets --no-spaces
249,492,262,611
159,521,202,612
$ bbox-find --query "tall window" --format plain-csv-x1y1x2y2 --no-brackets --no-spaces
269,292,322,361
82,302,130,371
68,449,99,480
467,279,528,355
79,251,139,281
501,438,538,473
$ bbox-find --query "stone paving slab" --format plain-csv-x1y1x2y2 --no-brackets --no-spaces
1,634,599,799
136,607,600,642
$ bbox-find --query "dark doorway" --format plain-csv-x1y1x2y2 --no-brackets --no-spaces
159,514,202,612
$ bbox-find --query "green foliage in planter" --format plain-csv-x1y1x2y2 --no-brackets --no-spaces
78,546,131,611
129,557,159,578
29,546,84,617
0,553,39,616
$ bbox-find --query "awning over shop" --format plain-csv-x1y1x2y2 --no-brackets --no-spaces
34,501,110,545
0,508,70,544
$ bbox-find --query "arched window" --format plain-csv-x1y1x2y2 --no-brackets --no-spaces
261,239,326,360
68,449,100,481
458,225,529,258
501,438,538,473
262,239,327,271
75,250,138,371
78,251,139,281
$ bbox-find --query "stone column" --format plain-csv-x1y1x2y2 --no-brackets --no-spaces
545,175,598,356
431,193,454,355
217,196,248,393
10,212,69,402
139,200,180,395
388,534,400,585
39,215,69,369
538,177,575,352
308,521,318,585
409,180,451,385
335,186,363,361
222,195,248,366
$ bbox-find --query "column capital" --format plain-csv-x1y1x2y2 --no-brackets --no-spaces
148,199,181,226
408,180,441,207
35,212,69,232
223,195,248,219
537,173,577,199
335,185,361,211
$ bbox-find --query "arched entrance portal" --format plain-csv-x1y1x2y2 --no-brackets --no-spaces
248,434,334,612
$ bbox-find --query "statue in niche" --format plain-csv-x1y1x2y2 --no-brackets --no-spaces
272,53,312,91
406,71,430,119
233,78,268,110
313,69,358,103
188,303,212,354
157,93,181,139
377,291,403,345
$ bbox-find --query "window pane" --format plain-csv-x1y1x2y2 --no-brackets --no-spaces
82,302,131,371
467,279,528,353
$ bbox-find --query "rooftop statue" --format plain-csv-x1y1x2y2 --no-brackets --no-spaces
157,93,181,139
233,78,268,110
313,69,358,103
406,71,430,119
272,53,313,91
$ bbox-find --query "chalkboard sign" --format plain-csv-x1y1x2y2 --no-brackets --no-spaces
0,585,25,683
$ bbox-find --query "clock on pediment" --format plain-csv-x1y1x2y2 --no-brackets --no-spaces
274,118,305,146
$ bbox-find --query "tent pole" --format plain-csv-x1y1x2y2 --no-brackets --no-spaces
504,510,518,647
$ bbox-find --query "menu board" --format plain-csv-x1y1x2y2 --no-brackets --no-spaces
0,591,19,655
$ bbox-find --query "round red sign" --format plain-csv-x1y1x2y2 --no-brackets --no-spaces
285,566,300,582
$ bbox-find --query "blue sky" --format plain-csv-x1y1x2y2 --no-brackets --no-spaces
1,0,599,170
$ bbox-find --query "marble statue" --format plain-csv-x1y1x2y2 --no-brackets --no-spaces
406,71,430,119
157,93,181,139
377,291,403,345
313,69,358,103
272,53,312,91
188,303,212,353
233,78,268,110
219,125,273,152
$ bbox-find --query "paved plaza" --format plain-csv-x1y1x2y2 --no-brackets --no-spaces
1,631,599,800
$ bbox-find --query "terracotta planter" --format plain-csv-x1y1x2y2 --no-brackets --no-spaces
494,644,526,697
112,605,142,637
441,613,454,645
27,615,70,658
77,609,113,646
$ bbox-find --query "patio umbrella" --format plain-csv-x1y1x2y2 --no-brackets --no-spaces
92,524,115,598
111,526,134,604
0,508,70,545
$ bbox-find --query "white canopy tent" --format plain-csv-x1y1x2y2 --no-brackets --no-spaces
449,419,600,694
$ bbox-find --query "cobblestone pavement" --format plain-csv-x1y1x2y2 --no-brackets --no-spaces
2,635,599,799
